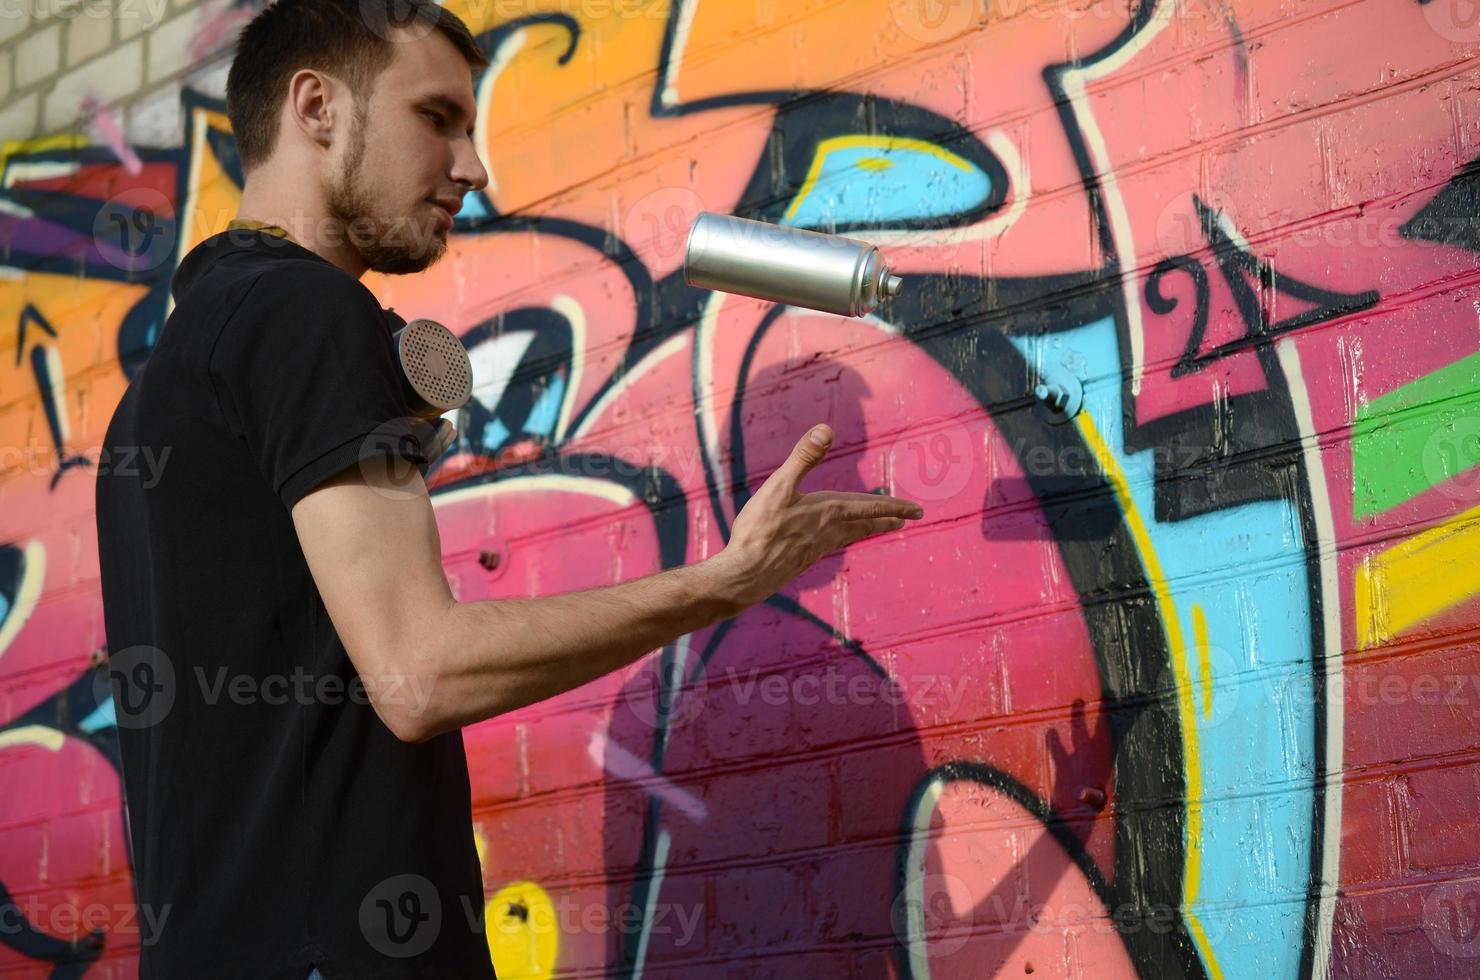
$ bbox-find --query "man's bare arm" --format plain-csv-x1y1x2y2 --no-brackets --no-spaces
292,424,924,742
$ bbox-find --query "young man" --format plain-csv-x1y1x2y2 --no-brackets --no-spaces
94,2,925,977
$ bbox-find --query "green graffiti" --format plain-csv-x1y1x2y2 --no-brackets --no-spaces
1351,350,1480,518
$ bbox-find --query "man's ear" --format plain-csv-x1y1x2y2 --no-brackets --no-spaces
287,69,335,148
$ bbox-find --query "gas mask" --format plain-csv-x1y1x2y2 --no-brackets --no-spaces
387,311,471,466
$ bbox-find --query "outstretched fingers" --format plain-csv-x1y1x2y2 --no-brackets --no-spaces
815,493,925,522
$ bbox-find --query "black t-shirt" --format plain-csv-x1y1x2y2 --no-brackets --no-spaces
94,229,495,980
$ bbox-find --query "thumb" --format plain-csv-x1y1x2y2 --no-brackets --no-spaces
773,424,832,494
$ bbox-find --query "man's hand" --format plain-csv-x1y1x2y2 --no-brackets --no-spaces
710,423,926,608
410,416,459,465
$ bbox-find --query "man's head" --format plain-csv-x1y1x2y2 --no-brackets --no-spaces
225,0,490,275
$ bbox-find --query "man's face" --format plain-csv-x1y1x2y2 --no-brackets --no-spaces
324,28,489,275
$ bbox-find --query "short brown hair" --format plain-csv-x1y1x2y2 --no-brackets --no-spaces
226,0,489,175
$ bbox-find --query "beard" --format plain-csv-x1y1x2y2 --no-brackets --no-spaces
325,104,447,275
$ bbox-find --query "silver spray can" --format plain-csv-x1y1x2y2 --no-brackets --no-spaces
684,212,903,318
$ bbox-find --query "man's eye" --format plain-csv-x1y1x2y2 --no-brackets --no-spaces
423,110,445,128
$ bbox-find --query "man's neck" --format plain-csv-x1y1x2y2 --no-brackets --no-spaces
235,179,367,279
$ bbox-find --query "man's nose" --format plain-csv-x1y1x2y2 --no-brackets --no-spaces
452,138,489,195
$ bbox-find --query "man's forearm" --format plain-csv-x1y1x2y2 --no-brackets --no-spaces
410,556,745,739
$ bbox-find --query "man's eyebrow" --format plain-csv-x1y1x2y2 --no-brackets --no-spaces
415,94,476,136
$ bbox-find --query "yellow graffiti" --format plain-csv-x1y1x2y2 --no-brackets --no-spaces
0,134,87,177
784,135,977,223
0,724,66,752
1193,604,1213,721
486,880,559,979
1076,409,1225,980
1354,500,1480,648
447,0,681,215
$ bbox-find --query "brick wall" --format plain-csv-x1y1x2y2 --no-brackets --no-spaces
0,0,232,145
1,0,1478,977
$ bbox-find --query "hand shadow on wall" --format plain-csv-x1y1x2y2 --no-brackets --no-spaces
598,356,937,974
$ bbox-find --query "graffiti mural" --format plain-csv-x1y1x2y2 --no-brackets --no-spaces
1,0,1478,976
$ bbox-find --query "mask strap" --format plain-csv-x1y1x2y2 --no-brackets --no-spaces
226,219,297,245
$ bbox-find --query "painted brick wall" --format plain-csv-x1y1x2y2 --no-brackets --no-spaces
1,1,1478,977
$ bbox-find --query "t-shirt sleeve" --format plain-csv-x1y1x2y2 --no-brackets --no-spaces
208,262,430,511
